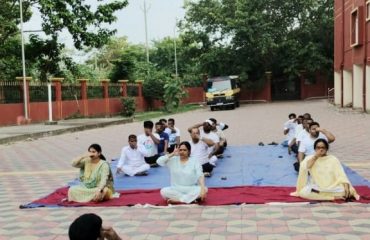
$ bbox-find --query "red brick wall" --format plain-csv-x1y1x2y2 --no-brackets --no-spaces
87,99,106,116
28,102,59,122
300,75,332,99
182,87,204,104
335,0,370,71
61,100,81,118
334,0,344,71
0,103,24,125
109,98,122,115
239,80,272,102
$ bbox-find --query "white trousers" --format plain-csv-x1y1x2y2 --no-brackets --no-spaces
121,164,150,176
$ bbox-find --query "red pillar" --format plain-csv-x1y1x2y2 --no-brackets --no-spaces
119,80,128,97
101,79,110,116
51,78,63,120
136,80,143,97
78,79,88,116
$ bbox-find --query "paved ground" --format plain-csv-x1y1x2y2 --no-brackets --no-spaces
0,117,132,145
1,100,370,240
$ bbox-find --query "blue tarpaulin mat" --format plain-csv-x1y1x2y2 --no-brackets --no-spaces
69,145,370,190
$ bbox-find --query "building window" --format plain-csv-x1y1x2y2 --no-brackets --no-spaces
351,7,363,47
367,1,370,21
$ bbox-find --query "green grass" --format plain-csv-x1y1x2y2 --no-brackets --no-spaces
134,104,203,121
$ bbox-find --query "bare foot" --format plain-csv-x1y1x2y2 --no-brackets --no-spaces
334,196,345,200
167,199,182,205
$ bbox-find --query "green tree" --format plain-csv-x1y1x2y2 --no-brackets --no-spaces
108,44,147,82
181,0,333,85
0,1,32,44
163,77,187,112
86,37,129,72
0,36,23,80
151,36,203,87
142,68,171,104
1,0,128,81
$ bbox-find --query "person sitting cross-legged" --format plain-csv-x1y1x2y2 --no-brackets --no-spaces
287,115,304,155
116,134,150,177
291,139,359,201
209,118,228,155
189,127,217,177
68,144,115,203
283,113,297,147
157,142,207,204
138,120,160,167
297,121,335,164
165,118,181,153
156,121,169,156
188,120,220,174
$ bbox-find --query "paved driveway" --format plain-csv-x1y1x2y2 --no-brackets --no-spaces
1,100,370,240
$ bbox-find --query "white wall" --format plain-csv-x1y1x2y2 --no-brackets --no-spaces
353,64,363,109
334,71,342,105
343,70,353,107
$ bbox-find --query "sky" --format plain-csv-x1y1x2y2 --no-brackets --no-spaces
24,0,186,60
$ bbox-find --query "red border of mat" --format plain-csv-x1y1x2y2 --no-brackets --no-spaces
23,186,370,208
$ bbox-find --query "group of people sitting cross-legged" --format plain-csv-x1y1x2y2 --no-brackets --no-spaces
283,112,359,201
283,112,335,172
66,113,359,206
67,117,228,205
116,119,182,177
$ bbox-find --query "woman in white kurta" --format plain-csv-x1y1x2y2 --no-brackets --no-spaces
157,141,207,204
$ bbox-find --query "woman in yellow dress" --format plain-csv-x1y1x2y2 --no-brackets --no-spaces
68,144,115,203
291,138,359,201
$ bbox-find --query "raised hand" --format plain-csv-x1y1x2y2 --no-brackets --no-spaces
101,226,122,240
172,146,179,156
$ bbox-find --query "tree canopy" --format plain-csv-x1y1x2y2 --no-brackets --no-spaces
0,0,128,81
181,0,333,85
1,0,333,97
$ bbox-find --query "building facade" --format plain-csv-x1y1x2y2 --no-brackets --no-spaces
334,0,370,111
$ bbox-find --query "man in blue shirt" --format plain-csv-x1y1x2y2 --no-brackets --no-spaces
155,121,169,156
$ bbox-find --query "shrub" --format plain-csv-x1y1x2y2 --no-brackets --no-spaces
121,97,136,117
163,77,188,112
142,69,171,109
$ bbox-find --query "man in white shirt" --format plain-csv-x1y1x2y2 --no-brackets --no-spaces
295,118,313,146
209,118,227,155
138,120,160,167
164,118,180,153
283,113,297,147
189,127,218,177
287,115,304,154
298,121,335,163
117,135,150,176
188,120,220,175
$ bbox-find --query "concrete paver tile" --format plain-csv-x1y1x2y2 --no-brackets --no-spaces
0,101,370,239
